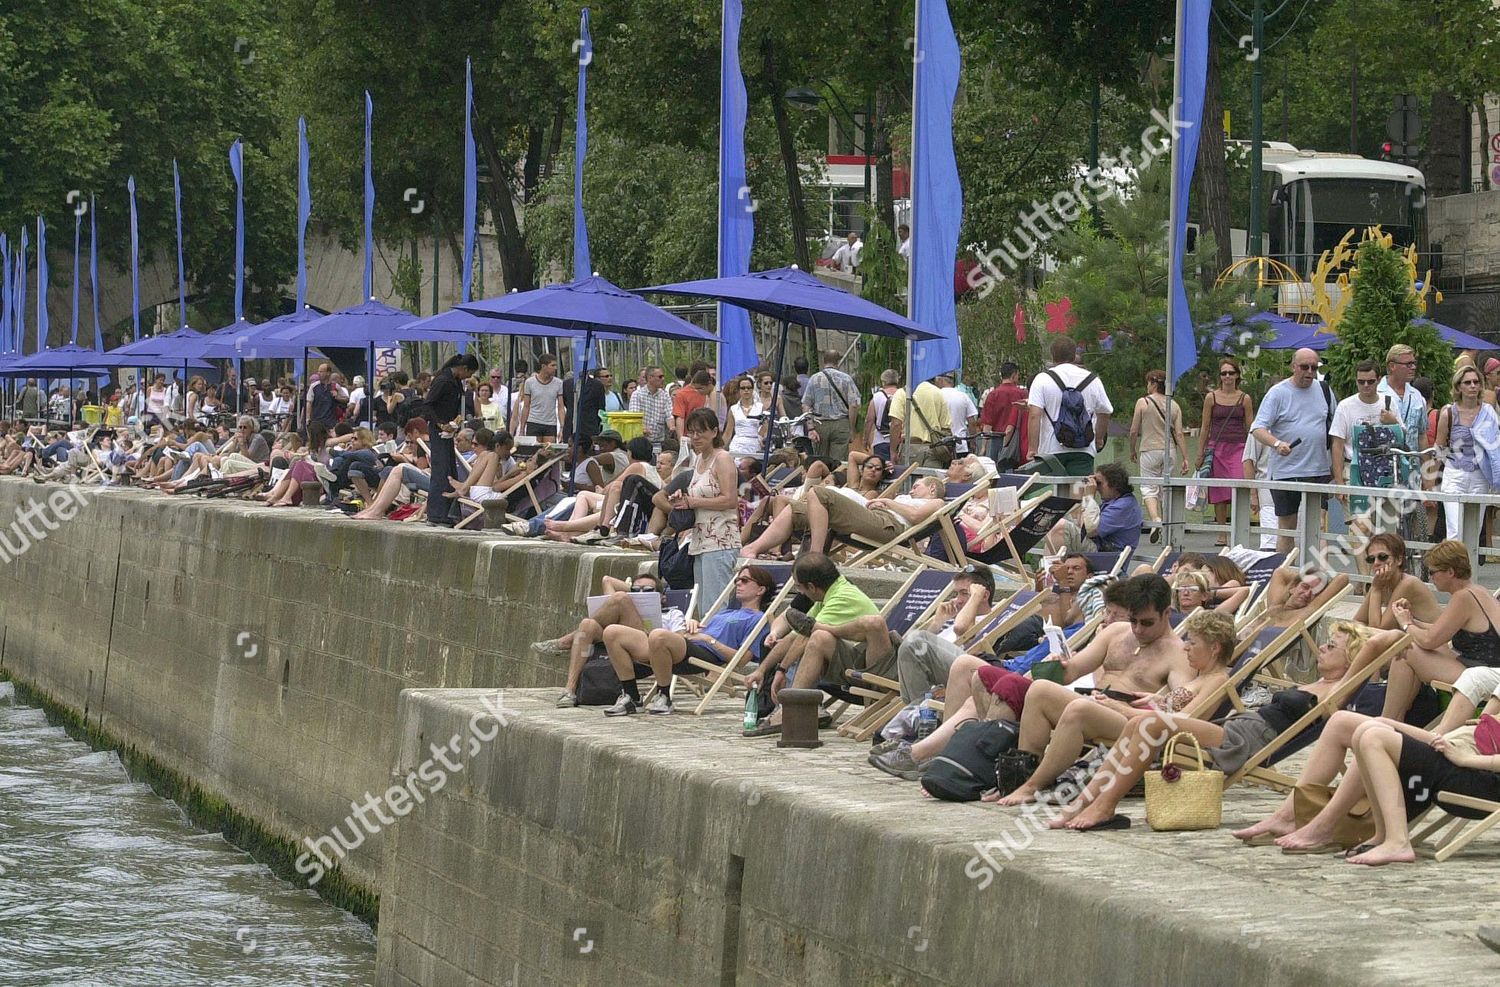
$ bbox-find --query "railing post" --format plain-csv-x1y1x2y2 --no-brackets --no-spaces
1164,480,1187,549
1231,483,1253,550
1462,500,1484,562
1298,484,1324,560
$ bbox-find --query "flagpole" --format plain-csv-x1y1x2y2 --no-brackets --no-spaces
904,0,922,440
1164,0,1186,547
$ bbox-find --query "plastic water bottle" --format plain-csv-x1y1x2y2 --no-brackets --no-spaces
915,690,938,741
744,686,760,730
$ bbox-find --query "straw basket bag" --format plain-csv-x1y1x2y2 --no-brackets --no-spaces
1144,733,1224,831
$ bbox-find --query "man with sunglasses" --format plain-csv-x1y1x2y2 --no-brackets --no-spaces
989,573,1190,805
1330,359,1390,514
1250,348,1335,553
1378,343,1427,448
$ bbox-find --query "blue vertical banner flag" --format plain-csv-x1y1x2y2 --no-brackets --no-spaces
0,234,9,354
460,58,478,356
297,117,311,309
571,10,593,373
36,216,48,352
128,177,140,341
716,0,756,379
71,212,81,344
462,58,477,304
363,91,374,300
1167,0,1209,386
90,198,102,351
17,227,27,353
173,160,187,329
908,0,963,384
229,139,245,322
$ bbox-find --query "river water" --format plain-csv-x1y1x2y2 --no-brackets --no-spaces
0,682,376,985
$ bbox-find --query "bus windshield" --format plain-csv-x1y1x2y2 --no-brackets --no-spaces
1284,178,1422,274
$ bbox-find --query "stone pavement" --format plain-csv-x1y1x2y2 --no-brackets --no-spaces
378,686,1500,987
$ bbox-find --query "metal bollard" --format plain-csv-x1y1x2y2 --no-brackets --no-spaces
776,689,824,749
300,481,323,508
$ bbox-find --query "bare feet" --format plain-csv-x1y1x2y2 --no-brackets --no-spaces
1346,842,1416,866
1274,824,1336,851
1230,815,1295,842
995,782,1038,807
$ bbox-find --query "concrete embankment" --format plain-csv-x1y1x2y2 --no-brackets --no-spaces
0,478,650,898
5,477,1492,986
382,688,1497,987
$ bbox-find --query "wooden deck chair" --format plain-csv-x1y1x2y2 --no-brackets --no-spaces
1410,783,1500,862
1185,580,1356,735
1218,632,1411,792
964,492,1081,581
684,561,798,714
845,480,992,572
875,462,918,499
836,569,958,740
960,590,1047,656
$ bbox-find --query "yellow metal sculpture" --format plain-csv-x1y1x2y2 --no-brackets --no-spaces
1303,226,1442,336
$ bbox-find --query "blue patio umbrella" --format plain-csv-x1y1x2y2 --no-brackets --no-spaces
1211,312,1331,352
0,343,113,377
200,314,318,362
1414,317,1492,351
457,274,718,464
638,265,944,466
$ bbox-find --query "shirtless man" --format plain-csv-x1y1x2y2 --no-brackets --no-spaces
445,429,514,504
1354,531,1440,630
994,573,1191,805
1253,565,1351,630
740,475,949,558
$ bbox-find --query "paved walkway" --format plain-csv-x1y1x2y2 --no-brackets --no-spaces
512,687,1500,984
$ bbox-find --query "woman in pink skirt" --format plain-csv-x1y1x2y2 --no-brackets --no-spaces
1195,356,1253,546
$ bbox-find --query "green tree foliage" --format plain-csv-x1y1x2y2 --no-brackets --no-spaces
0,0,292,338
1322,235,1452,404
1032,158,1264,416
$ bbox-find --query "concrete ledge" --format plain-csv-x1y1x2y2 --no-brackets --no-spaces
0,478,916,902
379,688,1499,987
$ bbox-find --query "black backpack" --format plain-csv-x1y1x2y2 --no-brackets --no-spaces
657,532,695,590
1044,369,1096,449
919,719,1018,802
577,650,622,705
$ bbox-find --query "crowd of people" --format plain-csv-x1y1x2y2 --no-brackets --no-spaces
10,330,1500,866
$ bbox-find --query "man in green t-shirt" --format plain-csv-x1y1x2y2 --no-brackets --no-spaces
742,553,895,734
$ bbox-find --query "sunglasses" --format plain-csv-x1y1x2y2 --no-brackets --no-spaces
1294,363,1319,371
1356,378,1378,386
629,583,657,593
1219,370,1238,377
1365,552,1392,564
734,575,758,585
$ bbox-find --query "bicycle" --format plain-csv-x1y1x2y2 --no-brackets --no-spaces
1357,442,1442,577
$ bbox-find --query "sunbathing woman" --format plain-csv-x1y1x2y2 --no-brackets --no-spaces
265,421,332,506
444,428,507,505
1232,663,1500,851
1346,541,1500,722
993,607,1233,806
352,456,431,519
1353,532,1441,630
1200,555,1250,613
1054,620,1375,831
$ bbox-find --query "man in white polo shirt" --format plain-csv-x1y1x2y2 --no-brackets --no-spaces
1026,336,1112,476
